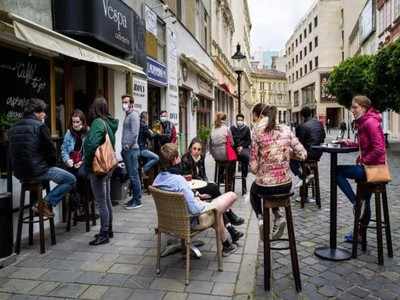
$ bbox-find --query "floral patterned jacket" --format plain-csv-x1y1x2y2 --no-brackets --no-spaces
250,124,307,187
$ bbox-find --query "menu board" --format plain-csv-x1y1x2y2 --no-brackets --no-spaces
0,47,50,121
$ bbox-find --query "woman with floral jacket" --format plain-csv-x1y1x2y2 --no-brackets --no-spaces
250,104,307,240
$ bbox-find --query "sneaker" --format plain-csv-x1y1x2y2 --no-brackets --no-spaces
305,174,314,184
34,201,54,218
272,217,286,240
258,219,264,241
227,226,244,243
222,241,238,257
125,203,143,210
294,179,304,188
226,210,244,226
123,200,132,206
89,235,109,246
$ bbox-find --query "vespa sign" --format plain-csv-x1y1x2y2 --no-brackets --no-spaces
53,0,134,54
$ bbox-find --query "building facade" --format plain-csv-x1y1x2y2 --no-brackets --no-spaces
286,0,344,126
251,70,290,123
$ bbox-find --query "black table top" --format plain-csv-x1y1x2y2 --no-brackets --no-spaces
312,144,358,154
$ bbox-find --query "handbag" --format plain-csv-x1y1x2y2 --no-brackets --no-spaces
364,164,391,183
92,120,118,176
226,135,237,161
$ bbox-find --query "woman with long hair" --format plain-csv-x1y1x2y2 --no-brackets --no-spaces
337,95,386,242
83,97,119,246
250,103,306,240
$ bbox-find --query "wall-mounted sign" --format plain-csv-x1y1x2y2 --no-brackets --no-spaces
132,77,147,114
53,0,134,54
197,76,213,98
144,5,158,36
146,57,168,86
167,28,179,129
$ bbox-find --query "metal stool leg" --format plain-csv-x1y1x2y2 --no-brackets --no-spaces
15,186,26,254
381,188,393,257
263,206,271,291
352,185,363,258
49,216,56,245
314,164,321,209
375,192,384,265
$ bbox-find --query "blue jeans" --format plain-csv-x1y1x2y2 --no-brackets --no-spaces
90,172,112,234
336,165,372,223
140,149,159,173
36,167,76,207
122,148,142,204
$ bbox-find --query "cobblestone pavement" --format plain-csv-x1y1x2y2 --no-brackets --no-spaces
1,131,400,300
255,134,400,300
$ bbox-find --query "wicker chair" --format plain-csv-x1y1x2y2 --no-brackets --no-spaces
149,186,223,285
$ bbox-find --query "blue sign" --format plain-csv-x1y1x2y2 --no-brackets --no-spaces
146,57,168,86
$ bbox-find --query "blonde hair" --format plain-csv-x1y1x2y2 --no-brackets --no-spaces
160,143,179,169
214,112,227,128
353,95,371,110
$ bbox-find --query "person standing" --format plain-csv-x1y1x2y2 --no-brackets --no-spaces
339,121,347,139
230,113,251,190
84,97,118,245
158,110,177,145
326,118,331,134
138,111,159,174
120,95,142,210
8,99,76,218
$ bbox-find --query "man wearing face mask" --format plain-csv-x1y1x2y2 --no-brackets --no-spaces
9,99,77,217
230,114,251,190
121,95,142,210
158,111,177,146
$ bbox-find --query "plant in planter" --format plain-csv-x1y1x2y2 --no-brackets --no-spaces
197,125,211,152
191,94,200,113
0,113,18,142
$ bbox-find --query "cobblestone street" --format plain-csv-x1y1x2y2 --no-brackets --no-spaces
1,132,400,300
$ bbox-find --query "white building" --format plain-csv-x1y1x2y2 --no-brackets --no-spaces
286,0,344,126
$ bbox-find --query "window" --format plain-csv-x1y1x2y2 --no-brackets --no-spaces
304,46,307,56
315,36,318,48
296,71,298,80
304,28,307,38
300,34,302,43
295,39,298,47
288,61,291,69
314,16,318,27
300,50,302,60
157,20,166,63
315,56,319,68
342,52,344,62
395,0,400,20
309,22,312,33
296,54,298,63
177,0,182,20
304,64,307,74
260,82,264,90
203,10,209,50
292,43,294,51
309,41,312,52
300,67,303,77
309,60,313,71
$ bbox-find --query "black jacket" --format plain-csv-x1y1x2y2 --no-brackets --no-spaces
8,114,56,180
296,117,326,160
138,121,152,150
181,153,208,181
230,125,251,149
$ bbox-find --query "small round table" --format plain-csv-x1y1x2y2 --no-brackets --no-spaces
190,179,208,190
312,144,358,261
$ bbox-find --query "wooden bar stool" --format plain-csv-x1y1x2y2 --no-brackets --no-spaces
352,182,393,265
232,161,247,195
299,160,321,209
214,161,234,193
261,192,301,292
66,184,95,232
15,180,56,254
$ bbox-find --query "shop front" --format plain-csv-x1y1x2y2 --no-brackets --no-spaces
146,56,167,126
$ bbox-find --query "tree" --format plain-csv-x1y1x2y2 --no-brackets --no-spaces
372,39,400,112
327,55,375,109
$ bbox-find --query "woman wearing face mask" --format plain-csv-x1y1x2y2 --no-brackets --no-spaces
337,95,386,243
181,138,244,241
61,109,89,180
250,103,306,241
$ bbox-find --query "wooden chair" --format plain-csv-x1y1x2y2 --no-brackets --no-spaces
299,160,321,209
149,186,223,285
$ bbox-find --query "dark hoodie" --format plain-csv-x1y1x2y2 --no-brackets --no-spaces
83,116,119,171
356,109,385,165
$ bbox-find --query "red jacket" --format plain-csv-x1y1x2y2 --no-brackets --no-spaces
356,109,386,165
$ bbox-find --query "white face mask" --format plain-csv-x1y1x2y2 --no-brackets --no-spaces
160,116,168,122
122,103,130,112
237,121,244,127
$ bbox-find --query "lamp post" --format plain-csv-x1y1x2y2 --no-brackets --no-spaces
231,43,246,114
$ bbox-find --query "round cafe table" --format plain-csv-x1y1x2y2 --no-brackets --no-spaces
160,179,208,258
312,144,358,261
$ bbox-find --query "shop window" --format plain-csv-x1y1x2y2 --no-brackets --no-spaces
157,20,166,64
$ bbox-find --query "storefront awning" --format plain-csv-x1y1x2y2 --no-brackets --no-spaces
180,54,215,84
0,11,145,76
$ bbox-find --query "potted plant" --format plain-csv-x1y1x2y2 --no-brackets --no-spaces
197,125,211,153
0,113,18,143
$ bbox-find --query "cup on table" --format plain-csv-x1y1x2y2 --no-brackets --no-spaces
184,174,192,181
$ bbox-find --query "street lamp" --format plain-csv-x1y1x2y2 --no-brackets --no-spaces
231,43,246,114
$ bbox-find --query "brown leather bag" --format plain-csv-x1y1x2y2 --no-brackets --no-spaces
92,120,118,176
364,164,391,183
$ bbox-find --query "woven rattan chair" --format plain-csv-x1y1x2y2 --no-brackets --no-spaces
149,186,223,285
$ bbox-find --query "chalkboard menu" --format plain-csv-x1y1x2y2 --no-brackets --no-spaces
0,47,50,121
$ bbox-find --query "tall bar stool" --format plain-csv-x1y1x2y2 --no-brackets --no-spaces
15,180,56,254
352,182,393,265
232,161,247,195
261,192,301,292
66,184,95,232
214,161,234,193
299,160,321,209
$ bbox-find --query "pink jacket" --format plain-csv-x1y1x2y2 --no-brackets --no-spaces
250,125,307,187
356,109,386,165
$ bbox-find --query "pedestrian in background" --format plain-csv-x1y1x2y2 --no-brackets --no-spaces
84,97,118,245
138,111,159,175
158,110,177,145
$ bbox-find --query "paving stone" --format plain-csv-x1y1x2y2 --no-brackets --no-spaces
74,272,105,285
100,287,133,300
107,264,141,275
98,273,129,286
79,285,108,299
347,286,371,298
185,280,213,294
8,295,38,300
0,267,18,278
29,282,60,296
40,270,82,283
163,292,187,300
48,283,88,298
123,276,153,289
212,283,235,296
186,294,231,300
0,279,41,294
9,268,49,280
0,293,11,300
128,289,164,300
211,271,237,283
150,278,185,292
80,262,113,273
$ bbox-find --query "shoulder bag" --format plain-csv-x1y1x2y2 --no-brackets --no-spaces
360,148,391,183
92,119,118,176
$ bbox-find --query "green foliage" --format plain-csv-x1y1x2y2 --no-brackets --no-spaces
0,113,18,130
372,39,400,112
197,125,211,143
327,55,375,109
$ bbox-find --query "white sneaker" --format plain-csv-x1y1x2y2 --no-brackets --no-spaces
258,219,264,241
295,180,304,188
305,174,314,184
272,217,286,240
125,203,143,210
